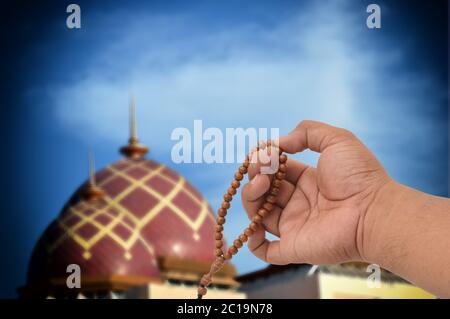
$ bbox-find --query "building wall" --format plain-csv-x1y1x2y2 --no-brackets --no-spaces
318,273,435,299
239,267,436,299
126,282,246,299
124,269,435,299
240,268,320,299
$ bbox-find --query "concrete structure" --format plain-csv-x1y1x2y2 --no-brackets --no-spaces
238,263,435,299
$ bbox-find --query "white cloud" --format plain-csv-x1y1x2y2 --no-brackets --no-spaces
51,2,371,151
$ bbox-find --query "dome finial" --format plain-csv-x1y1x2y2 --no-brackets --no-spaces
84,150,105,201
129,94,138,142
88,150,98,185
120,94,149,159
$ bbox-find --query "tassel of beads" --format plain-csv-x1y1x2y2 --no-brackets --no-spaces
197,141,287,299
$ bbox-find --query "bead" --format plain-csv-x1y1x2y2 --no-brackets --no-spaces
211,257,225,273
244,227,253,236
229,246,238,255
215,232,223,240
223,194,232,202
223,252,232,260
257,208,269,217
200,275,211,286
273,179,282,187
239,166,247,174
250,222,258,231
270,187,280,196
221,202,230,209
252,214,262,223
234,239,243,248
263,202,274,211
266,195,276,204
216,240,223,248
279,164,287,172
217,217,226,225
227,187,237,195
232,180,240,188
198,287,207,295
279,154,287,163
276,172,286,180
234,172,244,181
243,160,250,168
218,208,227,217
215,248,223,257
239,234,248,242
216,225,223,232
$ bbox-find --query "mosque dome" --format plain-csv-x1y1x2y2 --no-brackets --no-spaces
21,101,233,298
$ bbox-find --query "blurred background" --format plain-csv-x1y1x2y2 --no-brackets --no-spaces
0,0,447,298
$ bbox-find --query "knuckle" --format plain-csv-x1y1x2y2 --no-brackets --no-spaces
297,120,313,130
338,128,356,140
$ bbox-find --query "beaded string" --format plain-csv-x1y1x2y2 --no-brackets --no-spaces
197,141,287,299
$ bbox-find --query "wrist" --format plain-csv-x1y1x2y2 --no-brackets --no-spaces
359,179,409,268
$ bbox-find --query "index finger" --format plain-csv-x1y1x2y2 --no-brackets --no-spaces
279,120,355,154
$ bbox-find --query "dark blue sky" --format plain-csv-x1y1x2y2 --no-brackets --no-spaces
0,0,448,298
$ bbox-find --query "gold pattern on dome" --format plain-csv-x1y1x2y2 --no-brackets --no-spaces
46,160,213,260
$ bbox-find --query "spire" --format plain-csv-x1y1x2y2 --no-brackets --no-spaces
120,94,149,159
89,150,96,185
129,94,138,143
84,150,105,201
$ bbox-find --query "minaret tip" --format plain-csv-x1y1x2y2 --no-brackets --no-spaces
129,94,138,142
88,150,96,185
84,150,105,201
120,95,149,160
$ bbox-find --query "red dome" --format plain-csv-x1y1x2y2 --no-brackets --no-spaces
27,158,217,286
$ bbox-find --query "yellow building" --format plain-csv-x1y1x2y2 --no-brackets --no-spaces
237,263,435,299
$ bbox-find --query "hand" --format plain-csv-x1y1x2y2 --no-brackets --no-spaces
242,120,391,265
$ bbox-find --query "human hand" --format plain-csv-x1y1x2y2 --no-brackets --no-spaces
242,120,391,265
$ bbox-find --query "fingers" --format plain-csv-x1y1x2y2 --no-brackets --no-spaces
242,169,299,237
244,174,295,208
245,174,271,201
247,147,309,186
247,226,286,265
279,120,355,154
246,202,282,237
247,149,276,180
242,177,282,236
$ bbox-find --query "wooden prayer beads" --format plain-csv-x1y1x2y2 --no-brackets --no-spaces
197,142,287,299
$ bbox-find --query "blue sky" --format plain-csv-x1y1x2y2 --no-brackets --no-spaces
0,0,448,297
